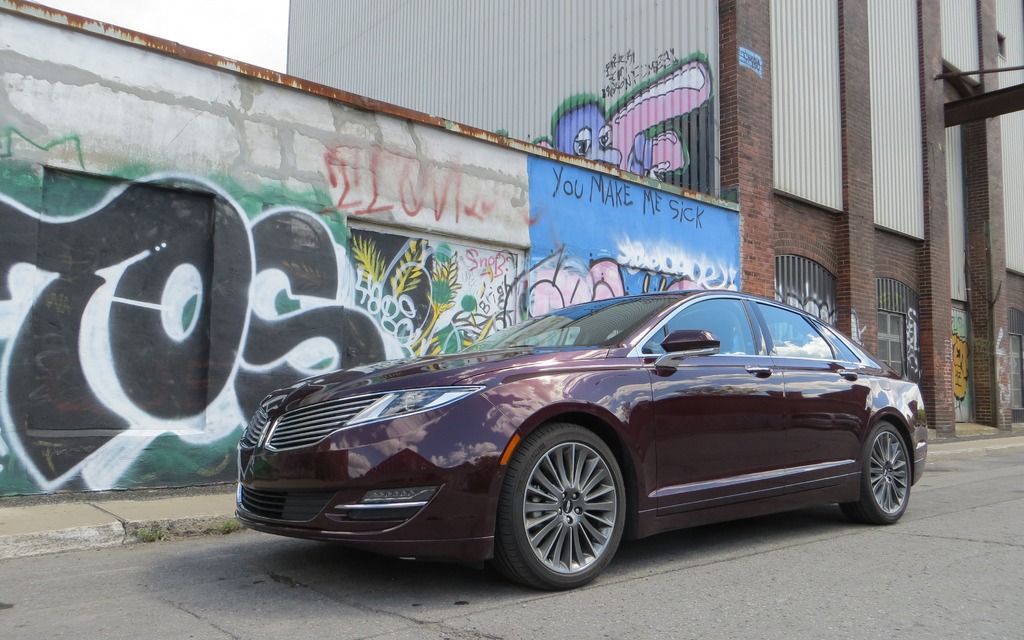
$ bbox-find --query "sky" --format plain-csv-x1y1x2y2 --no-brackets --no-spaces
34,0,290,72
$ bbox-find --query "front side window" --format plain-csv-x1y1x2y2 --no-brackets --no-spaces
757,303,835,360
877,311,905,376
642,298,758,355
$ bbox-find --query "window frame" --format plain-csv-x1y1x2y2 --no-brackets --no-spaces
876,310,907,377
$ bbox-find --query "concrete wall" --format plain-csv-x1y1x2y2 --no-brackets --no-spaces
0,6,740,495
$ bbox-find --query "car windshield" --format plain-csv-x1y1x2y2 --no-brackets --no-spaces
464,295,684,351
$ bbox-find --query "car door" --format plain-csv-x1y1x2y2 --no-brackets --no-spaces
752,302,870,488
646,297,788,515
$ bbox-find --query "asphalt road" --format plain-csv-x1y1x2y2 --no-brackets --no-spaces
2,450,1023,640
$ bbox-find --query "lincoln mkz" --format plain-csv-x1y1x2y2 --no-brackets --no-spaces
236,291,928,589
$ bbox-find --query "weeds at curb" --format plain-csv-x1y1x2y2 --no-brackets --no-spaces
211,519,243,535
135,527,165,543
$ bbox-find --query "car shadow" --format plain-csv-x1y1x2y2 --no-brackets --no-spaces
152,504,859,614
607,504,853,576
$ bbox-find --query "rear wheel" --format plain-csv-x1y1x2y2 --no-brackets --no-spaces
493,423,625,590
841,423,911,524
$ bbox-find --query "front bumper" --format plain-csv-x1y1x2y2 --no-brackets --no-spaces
236,393,515,562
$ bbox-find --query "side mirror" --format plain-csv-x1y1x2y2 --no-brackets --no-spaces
655,329,720,370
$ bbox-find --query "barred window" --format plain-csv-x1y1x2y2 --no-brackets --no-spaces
877,311,905,376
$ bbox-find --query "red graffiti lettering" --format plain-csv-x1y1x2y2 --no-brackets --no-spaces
324,146,496,225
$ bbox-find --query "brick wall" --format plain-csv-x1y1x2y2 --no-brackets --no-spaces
720,0,775,299
774,197,839,276
874,231,922,293
919,0,956,435
961,0,1011,429
835,0,878,354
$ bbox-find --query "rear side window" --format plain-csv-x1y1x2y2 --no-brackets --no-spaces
757,303,835,360
819,323,863,363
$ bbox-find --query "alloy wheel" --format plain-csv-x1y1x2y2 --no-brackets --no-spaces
868,430,909,515
521,442,618,575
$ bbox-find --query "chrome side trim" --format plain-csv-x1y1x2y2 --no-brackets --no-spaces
650,459,856,499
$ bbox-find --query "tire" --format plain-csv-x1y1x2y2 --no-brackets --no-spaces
840,423,911,525
492,422,626,590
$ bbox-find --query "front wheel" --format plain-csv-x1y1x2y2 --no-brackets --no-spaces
492,423,625,590
841,423,911,524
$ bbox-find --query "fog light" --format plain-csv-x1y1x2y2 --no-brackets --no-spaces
331,485,440,522
359,486,438,505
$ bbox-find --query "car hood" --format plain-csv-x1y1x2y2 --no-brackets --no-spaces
264,347,609,412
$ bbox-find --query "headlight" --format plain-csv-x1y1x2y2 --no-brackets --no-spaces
346,386,484,426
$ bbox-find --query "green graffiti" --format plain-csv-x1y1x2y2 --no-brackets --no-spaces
274,290,301,315
182,296,198,333
1,127,86,170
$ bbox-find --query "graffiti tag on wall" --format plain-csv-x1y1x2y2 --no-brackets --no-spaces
323,144,529,245
526,156,739,315
350,228,523,355
0,173,390,493
536,55,714,191
601,48,679,100
952,309,973,421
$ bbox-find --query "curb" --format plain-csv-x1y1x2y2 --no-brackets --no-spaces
926,436,1024,460
0,491,239,560
0,513,240,560
0,522,125,560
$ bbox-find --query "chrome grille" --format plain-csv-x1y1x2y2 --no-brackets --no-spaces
239,487,334,521
240,405,269,448
266,393,386,451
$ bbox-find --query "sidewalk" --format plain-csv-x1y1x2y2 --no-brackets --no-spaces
2,425,1024,560
0,487,238,560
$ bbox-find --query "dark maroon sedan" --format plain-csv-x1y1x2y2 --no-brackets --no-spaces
236,291,927,589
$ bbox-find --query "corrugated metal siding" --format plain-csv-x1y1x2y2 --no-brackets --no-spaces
287,0,720,195
771,0,843,211
941,0,980,78
997,0,1024,274
774,255,838,324
947,125,968,301
868,0,924,239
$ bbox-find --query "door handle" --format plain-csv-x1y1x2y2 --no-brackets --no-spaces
838,369,859,381
745,366,773,378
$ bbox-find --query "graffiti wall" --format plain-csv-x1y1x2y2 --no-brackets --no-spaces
349,228,523,355
1,173,364,492
526,156,739,315
0,8,737,495
952,308,974,422
536,54,716,193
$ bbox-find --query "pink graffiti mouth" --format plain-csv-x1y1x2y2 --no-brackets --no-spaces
611,60,710,127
